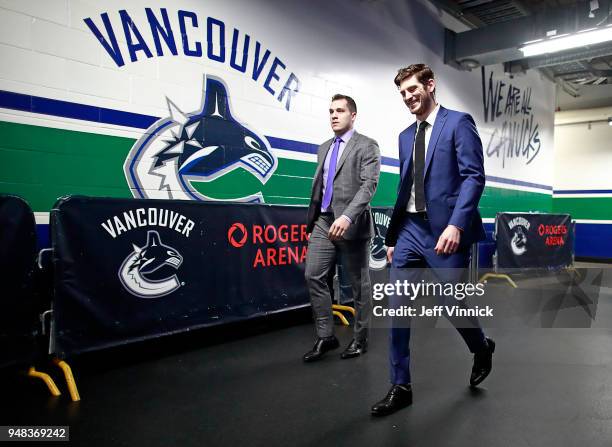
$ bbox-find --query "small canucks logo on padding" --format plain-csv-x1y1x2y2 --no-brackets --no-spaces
118,231,183,298
370,211,391,270
125,76,277,202
510,226,528,256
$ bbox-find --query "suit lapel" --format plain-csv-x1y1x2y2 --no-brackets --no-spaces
424,106,447,178
334,132,360,179
313,137,334,180
401,125,416,180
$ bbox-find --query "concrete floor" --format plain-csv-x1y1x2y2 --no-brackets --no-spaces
3,306,612,447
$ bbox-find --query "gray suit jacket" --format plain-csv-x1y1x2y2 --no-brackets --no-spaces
306,131,381,240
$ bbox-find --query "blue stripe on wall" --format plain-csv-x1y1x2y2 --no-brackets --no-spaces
381,156,400,167
574,223,612,259
478,222,612,263
36,224,50,251
0,90,159,129
486,175,552,191
0,90,402,168
266,136,317,154
554,189,612,194
267,136,400,167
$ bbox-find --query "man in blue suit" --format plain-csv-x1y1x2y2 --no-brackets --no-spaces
371,64,495,417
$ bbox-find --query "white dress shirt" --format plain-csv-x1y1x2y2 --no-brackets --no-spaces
406,104,440,213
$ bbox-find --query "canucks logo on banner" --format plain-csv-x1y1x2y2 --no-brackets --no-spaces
370,209,392,270
118,230,184,298
507,216,530,256
125,76,277,203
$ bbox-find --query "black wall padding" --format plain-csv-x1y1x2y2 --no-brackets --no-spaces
0,195,39,368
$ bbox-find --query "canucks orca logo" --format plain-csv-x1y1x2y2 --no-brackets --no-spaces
507,216,530,257
124,76,277,202
370,210,391,270
510,226,528,256
119,231,183,298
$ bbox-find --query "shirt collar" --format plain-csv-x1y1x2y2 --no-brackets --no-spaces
417,104,440,129
335,128,355,143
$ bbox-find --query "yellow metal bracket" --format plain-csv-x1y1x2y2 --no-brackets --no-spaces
332,304,355,316
27,366,61,396
332,304,355,326
332,310,349,326
479,273,517,288
52,358,80,402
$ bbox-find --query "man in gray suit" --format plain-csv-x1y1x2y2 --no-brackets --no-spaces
303,94,381,362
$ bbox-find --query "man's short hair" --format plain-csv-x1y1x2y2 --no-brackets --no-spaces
331,94,357,113
394,64,435,87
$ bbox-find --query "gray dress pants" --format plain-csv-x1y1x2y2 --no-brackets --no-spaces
304,214,372,341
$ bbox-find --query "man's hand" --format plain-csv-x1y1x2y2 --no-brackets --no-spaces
387,246,395,264
435,225,462,255
328,217,350,240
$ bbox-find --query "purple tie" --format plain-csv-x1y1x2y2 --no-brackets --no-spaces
322,137,342,210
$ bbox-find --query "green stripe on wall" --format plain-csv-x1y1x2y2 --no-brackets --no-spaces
553,197,612,220
0,121,134,210
479,186,552,219
3,119,583,219
0,120,403,210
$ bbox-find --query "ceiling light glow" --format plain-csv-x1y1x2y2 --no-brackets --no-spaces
520,26,612,57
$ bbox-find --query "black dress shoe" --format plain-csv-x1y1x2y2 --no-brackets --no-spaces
470,337,495,387
340,339,367,359
371,385,413,417
303,336,340,362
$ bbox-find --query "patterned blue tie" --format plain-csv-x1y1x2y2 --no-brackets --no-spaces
322,137,342,210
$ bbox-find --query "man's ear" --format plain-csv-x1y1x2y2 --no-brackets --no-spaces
427,78,436,93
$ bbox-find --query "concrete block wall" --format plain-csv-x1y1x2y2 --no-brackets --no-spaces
0,0,560,254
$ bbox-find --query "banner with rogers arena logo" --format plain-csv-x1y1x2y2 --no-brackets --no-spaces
495,212,574,269
51,196,310,355
227,221,309,268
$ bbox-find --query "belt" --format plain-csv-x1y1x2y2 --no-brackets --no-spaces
407,211,428,221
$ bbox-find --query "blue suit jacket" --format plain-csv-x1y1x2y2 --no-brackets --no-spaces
385,106,486,248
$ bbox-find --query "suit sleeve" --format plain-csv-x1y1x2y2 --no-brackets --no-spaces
397,134,404,194
448,113,485,231
341,138,381,223
384,134,407,248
